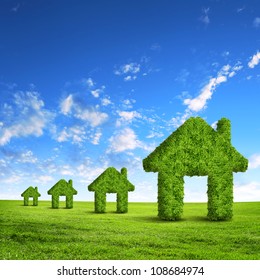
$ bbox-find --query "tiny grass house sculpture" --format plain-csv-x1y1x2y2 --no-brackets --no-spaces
21,186,41,206
88,167,135,213
48,179,77,209
143,117,248,221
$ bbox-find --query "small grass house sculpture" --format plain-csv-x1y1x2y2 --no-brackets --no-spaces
143,117,248,221
88,167,135,213
21,186,41,206
48,179,77,209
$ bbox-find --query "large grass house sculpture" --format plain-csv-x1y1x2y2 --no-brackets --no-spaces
143,117,248,221
88,167,135,213
48,179,77,209
21,186,41,206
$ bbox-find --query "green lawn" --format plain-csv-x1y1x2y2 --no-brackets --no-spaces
0,200,259,260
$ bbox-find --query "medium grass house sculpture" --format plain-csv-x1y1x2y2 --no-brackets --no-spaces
21,186,41,206
143,117,248,221
88,167,135,213
48,179,77,209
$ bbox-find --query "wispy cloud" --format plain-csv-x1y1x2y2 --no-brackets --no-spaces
253,17,260,28
101,97,112,106
86,77,95,87
175,69,190,84
60,94,73,115
11,3,20,13
17,150,38,163
248,153,260,169
114,63,141,75
56,125,87,144
121,99,136,109
170,62,243,128
150,43,161,52
60,94,108,127
114,62,141,81
0,91,53,145
236,6,245,13
35,175,54,184
75,106,108,127
248,51,260,68
199,7,210,25
90,130,102,145
116,110,141,127
146,130,164,139
183,64,236,112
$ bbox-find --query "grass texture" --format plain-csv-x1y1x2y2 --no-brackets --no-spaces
0,200,259,260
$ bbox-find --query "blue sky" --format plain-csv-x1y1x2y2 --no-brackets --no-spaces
0,0,260,203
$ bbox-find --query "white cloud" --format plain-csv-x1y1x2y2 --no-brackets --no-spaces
91,131,102,145
0,175,21,184
56,124,104,145
118,110,141,121
233,64,243,71
17,150,38,163
168,110,192,128
91,86,105,98
114,62,141,81
108,127,142,153
253,17,260,28
122,63,140,74
60,94,108,127
122,99,136,109
183,77,219,112
222,51,230,57
234,181,260,202
60,94,73,114
146,131,164,139
211,121,218,130
76,164,106,183
14,91,44,110
86,78,94,87
183,63,240,112
74,107,108,127
124,75,137,81
169,62,243,128
0,91,53,145
108,127,153,153
57,125,87,144
228,64,243,78
60,165,74,176
91,89,101,98
248,51,260,68
116,111,141,127
248,154,260,169
101,97,112,106
36,175,54,184
199,7,210,25
237,6,245,13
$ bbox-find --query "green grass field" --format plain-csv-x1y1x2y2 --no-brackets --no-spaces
0,200,259,260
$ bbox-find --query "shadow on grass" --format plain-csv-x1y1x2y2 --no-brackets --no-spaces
85,210,131,215
133,215,216,223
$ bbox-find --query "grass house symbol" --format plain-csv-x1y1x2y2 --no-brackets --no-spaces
21,186,41,206
48,179,77,209
143,117,248,221
88,167,135,213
